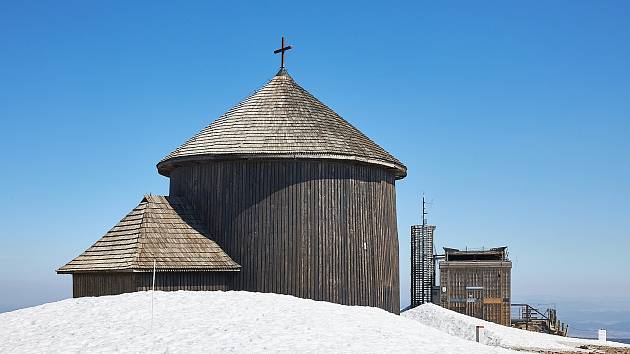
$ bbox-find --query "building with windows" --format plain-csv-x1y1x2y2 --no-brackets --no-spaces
439,247,512,325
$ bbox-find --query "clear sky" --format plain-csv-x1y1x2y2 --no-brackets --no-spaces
1,0,629,332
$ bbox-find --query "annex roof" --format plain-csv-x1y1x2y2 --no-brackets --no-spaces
57,195,240,273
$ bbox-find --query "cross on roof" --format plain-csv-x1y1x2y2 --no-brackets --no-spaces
273,36,292,69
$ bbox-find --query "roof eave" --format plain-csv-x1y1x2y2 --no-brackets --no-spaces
56,268,135,274
157,153,407,179
56,267,241,274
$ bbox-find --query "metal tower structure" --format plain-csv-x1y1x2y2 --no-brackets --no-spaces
411,196,435,308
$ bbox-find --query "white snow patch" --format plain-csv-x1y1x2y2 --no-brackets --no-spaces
403,303,630,352
0,291,520,353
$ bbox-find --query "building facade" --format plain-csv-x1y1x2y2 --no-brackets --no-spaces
439,247,512,326
59,66,406,313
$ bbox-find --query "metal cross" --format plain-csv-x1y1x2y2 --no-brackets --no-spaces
273,36,292,68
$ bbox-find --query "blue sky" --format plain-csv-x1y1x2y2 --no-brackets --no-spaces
1,0,629,333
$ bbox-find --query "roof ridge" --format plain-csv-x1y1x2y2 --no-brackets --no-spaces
57,195,240,274
130,196,150,269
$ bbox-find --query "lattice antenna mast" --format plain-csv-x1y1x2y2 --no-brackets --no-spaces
421,194,427,304
411,194,432,309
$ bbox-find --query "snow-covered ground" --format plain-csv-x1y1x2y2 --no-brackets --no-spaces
403,303,630,352
2,291,628,353
0,291,519,354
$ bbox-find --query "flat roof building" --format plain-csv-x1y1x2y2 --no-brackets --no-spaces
439,247,512,326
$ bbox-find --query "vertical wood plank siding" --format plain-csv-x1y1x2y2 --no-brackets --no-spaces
439,262,512,326
135,272,233,292
169,159,400,313
73,273,136,298
73,272,234,297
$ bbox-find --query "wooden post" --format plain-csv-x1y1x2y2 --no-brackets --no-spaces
598,329,607,341
476,325,484,342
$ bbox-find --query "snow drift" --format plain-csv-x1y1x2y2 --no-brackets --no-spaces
402,303,630,352
0,291,517,353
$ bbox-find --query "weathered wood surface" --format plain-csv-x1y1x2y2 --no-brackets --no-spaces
170,159,400,313
439,261,512,326
135,272,232,292
58,195,240,273
73,272,233,297
73,273,136,298
157,70,406,179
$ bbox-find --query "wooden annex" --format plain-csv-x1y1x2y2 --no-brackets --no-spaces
57,195,240,297
59,64,407,313
439,247,512,326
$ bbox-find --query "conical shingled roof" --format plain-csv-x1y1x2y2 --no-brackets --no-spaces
57,195,240,273
157,69,407,178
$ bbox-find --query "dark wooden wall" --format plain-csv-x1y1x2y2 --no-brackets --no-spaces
73,273,136,298
73,272,234,298
169,159,401,313
136,272,233,292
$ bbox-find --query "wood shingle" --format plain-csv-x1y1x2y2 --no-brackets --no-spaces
57,195,240,273
157,69,406,178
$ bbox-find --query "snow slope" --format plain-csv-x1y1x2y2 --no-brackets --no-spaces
0,291,519,354
403,303,630,352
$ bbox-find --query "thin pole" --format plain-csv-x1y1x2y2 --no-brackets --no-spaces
151,259,156,328
152,259,156,291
